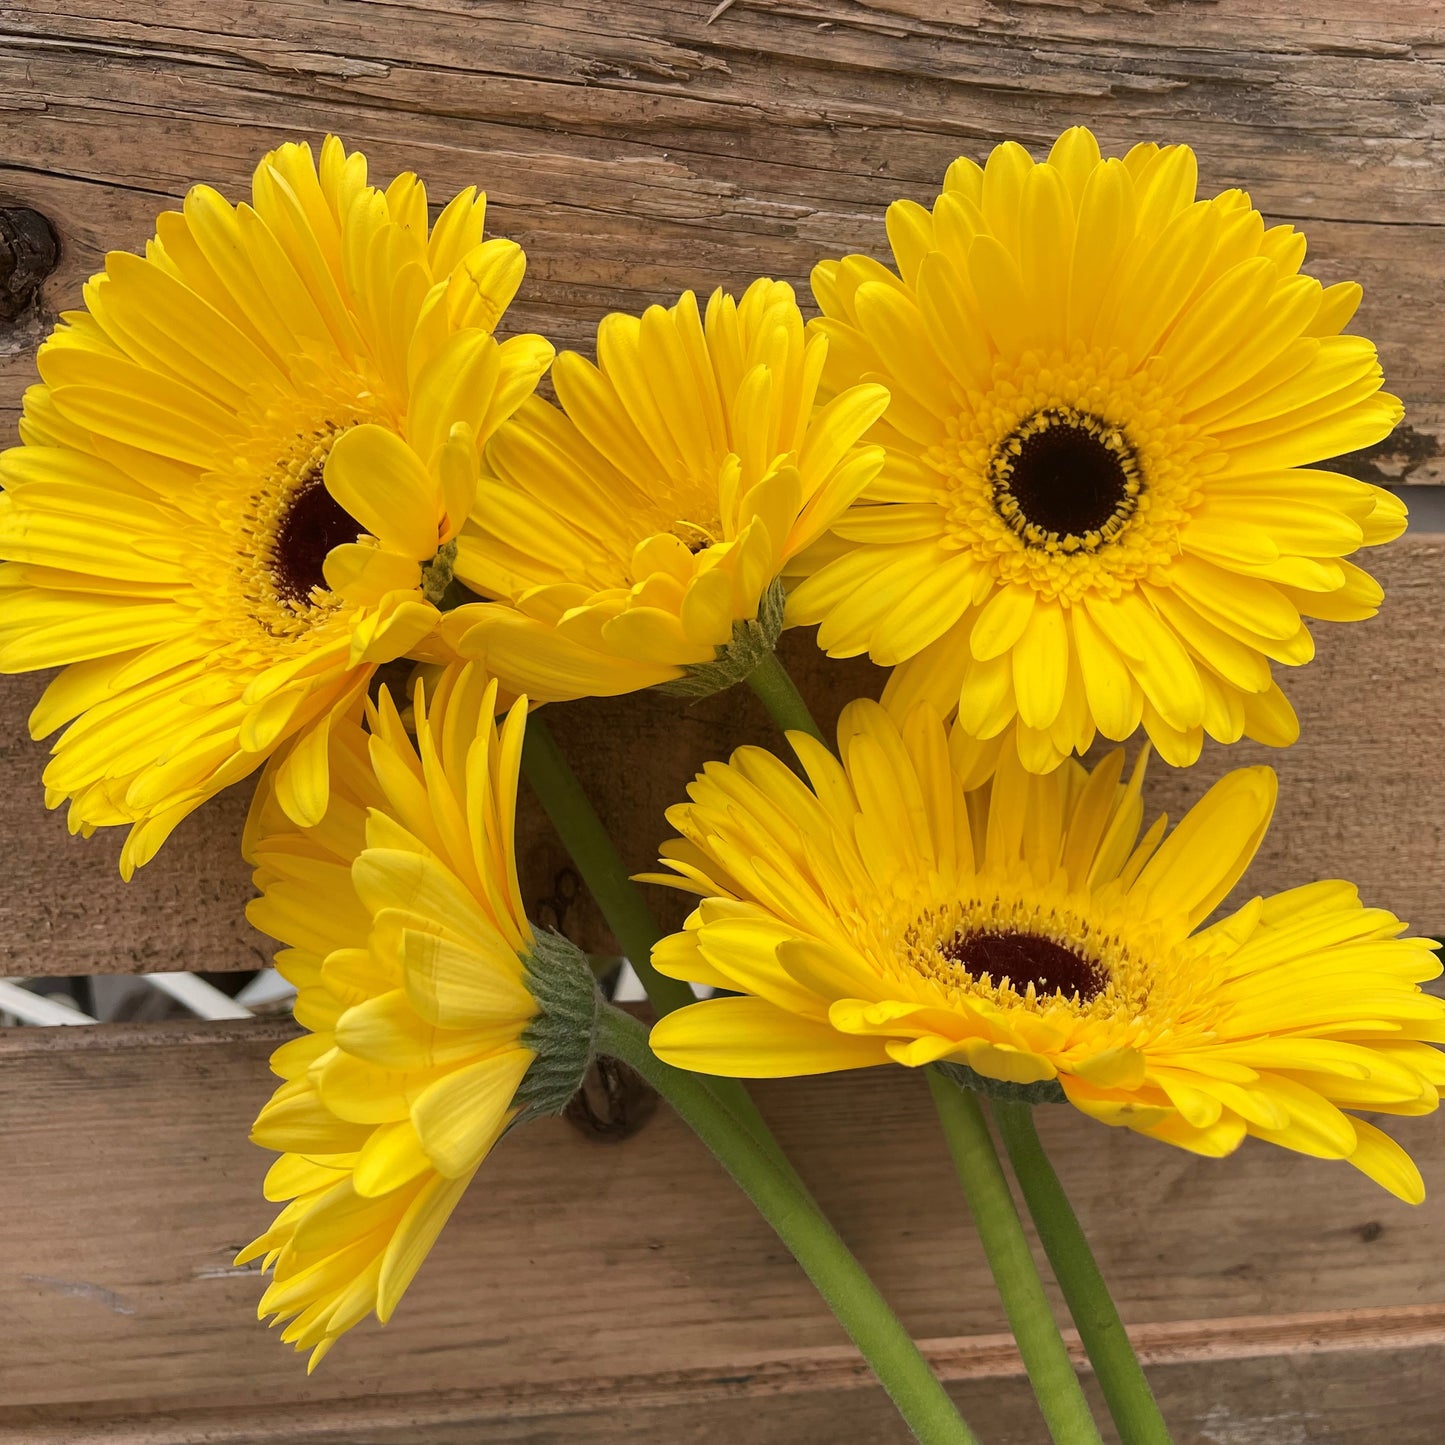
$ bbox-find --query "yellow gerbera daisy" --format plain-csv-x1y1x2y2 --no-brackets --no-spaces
237,664,598,1367
788,126,1407,772
446,279,888,701
646,699,1445,1202
0,136,553,875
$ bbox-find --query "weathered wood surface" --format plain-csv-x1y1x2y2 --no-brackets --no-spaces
2,1,1445,972
3,1019,1442,1443
0,2,1444,974
1,1,1444,483
13,1348,1445,1445
2,530,1443,977
2,5,1444,1440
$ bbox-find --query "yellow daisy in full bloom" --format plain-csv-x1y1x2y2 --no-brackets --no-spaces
0,136,553,874
788,126,1407,772
646,699,1445,1202
238,664,598,1367
447,279,889,701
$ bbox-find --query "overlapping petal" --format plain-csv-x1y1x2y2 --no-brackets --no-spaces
788,126,1406,771
238,663,540,1367
648,699,1445,1201
450,279,888,700
0,136,553,873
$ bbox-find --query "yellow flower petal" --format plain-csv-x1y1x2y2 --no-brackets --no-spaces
0,137,545,868
411,1049,531,1177
650,996,891,1077
1345,1118,1426,1205
376,1168,477,1321
1131,766,1277,927
648,696,1445,1201
325,424,440,560
789,126,1397,768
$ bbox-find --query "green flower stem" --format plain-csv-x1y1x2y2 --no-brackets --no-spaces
600,1005,980,1445
745,649,827,745
521,715,695,1017
992,1102,1173,1445
520,713,786,1166
927,1070,1103,1445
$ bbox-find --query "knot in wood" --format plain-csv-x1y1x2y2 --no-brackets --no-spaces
0,207,60,323
564,1055,660,1142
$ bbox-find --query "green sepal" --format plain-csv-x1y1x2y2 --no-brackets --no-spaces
515,929,604,1116
934,1060,1066,1106
654,576,787,700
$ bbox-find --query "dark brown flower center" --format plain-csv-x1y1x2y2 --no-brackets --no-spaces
991,407,1141,550
272,475,361,606
940,928,1105,1002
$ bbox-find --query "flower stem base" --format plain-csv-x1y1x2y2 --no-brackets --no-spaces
927,1067,1102,1445
600,1006,981,1445
993,1100,1173,1445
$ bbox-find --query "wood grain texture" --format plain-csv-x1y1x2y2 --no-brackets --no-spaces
2,6,1443,1442
3,528,1444,975
2,1019,1442,1442
0,0,1443,481
13,1348,1445,1445
0,0,1443,974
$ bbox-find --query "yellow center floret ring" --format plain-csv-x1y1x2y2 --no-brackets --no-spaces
899,889,1154,1026
989,406,1143,556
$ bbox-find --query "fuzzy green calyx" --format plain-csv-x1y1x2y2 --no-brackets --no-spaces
934,1060,1066,1106
655,576,787,701
515,929,604,1116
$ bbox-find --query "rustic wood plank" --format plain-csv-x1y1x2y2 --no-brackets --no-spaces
1,1020,1441,1442
1,0,1444,974
3,529,1444,976
0,1,1443,475
10,1344,1443,1444
0,702,273,977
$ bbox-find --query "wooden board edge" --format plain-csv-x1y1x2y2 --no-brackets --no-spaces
0,1016,296,1056
8,1303,1442,1443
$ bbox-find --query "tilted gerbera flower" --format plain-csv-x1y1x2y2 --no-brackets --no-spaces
0,136,553,875
237,664,599,1367
786,126,1407,772
445,278,888,701
645,699,1445,1202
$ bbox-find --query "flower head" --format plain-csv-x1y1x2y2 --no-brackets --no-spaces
787,127,1407,772
0,136,553,874
238,664,598,1367
448,279,888,700
646,699,1445,1202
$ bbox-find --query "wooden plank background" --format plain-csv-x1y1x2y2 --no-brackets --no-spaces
4,1020,1444,1444
1,1,1444,481
2,1,1444,1440
3,533,1444,976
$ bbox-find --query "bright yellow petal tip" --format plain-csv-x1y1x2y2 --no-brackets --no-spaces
450,279,889,701
647,697,1445,1202
239,661,541,1367
788,125,1405,771
0,136,553,871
